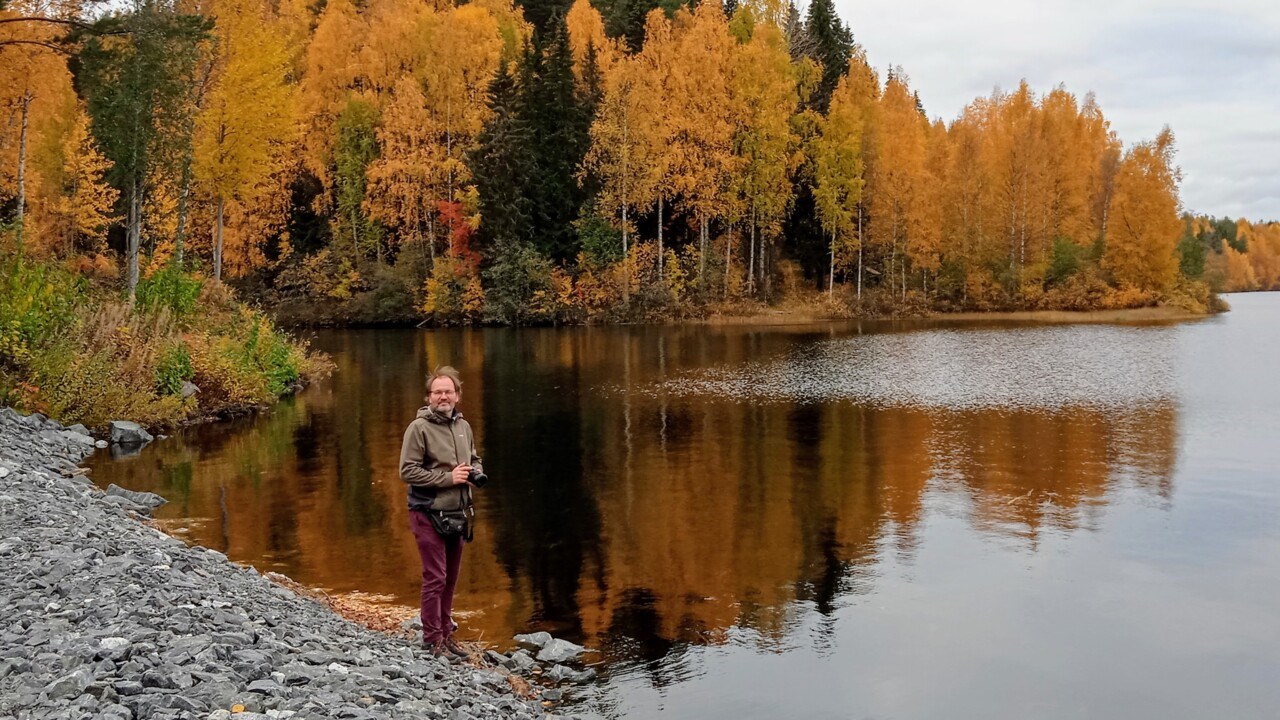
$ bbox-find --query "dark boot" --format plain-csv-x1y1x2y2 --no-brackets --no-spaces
423,640,459,662
441,635,469,659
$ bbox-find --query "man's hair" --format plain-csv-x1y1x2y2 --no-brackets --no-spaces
427,365,462,393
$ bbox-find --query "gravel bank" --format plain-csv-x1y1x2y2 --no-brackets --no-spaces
0,408,568,720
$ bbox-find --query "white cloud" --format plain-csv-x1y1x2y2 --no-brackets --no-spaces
835,0,1280,220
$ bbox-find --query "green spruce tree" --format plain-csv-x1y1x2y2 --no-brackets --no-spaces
471,62,536,254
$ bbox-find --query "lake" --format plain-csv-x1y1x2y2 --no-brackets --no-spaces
88,292,1280,719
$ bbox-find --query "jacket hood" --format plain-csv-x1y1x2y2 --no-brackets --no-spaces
418,406,462,424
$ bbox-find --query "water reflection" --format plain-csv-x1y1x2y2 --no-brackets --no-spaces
88,320,1180,673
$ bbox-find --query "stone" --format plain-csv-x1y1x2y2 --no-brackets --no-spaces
105,484,167,510
62,430,97,447
180,382,200,399
141,666,194,690
99,703,133,720
94,440,108,449
108,421,154,445
114,680,144,696
513,632,552,651
45,668,94,699
502,650,536,674
535,638,586,664
544,664,596,684
248,679,283,694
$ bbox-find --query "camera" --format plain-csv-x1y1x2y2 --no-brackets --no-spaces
467,468,489,488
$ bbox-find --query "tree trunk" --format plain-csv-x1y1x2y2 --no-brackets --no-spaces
747,219,755,295
621,201,630,303
725,223,732,298
214,196,225,282
699,215,707,279
428,215,436,264
828,231,835,298
127,177,141,300
173,155,193,266
15,90,30,252
657,197,664,276
856,207,863,302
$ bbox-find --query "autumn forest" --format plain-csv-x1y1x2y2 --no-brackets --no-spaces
4,0,1277,320
2,0,1279,425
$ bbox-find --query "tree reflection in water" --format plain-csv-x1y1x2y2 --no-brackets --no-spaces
87,321,1179,670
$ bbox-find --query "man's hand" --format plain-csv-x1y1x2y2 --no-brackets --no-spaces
451,465,472,486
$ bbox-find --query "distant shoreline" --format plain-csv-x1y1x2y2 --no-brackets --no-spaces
693,303,1213,327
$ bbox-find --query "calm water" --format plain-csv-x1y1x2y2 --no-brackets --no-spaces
89,293,1280,719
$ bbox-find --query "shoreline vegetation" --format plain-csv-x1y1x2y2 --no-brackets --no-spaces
0,254,332,431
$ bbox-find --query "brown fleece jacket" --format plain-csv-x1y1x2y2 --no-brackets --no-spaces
399,406,483,512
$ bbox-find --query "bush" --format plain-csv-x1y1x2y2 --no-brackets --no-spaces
135,263,203,319
17,303,187,427
0,252,331,428
576,213,623,265
1047,237,1085,286
155,342,193,396
482,240,552,324
422,254,484,325
0,255,83,367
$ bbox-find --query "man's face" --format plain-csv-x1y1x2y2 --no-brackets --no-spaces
428,377,460,414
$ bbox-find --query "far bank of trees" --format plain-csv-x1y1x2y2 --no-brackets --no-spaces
0,0,1239,325
1181,215,1280,292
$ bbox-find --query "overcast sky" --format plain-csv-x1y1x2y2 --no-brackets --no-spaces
835,0,1280,221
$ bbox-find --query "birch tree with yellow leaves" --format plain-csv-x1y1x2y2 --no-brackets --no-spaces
728,16,797,294
1103,127,1182,292
668,1,736,281
811,65,863,297
193,0,296,280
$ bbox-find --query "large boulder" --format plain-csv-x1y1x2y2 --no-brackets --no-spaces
109,421,154,445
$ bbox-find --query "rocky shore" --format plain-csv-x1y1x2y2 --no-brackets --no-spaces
0,408,574,720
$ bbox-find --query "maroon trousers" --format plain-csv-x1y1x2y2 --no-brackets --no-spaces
409,510,464,644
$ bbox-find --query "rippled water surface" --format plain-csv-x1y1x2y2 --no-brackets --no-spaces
90,294,1280,719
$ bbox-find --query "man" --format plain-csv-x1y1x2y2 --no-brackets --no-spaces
399,365,481,660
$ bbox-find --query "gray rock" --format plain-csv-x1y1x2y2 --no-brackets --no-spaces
180,381,200,399
97,637,131,660
45,668,94,699
502,650,536,674
105,484,167,509
109,420,154,444
99,703,133,720
544,664,597,684
513,632,552,651
141,666,194,690
248,678,283,694
114,680,144,696
62,430,97,447
535,638,586,664
94,439,108,449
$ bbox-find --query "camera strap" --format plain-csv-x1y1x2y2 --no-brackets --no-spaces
463,483,475,542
